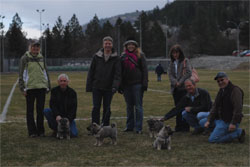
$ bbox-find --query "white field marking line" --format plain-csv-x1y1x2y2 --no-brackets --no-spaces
148,88,250,108
0,78,19,123
1,115,249,124
148,88,171,94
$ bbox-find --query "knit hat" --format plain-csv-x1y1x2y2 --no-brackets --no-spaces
123,37,138,47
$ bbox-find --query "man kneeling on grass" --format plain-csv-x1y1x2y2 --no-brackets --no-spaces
204,72,245,143
43,74,78,137
161,79,212,135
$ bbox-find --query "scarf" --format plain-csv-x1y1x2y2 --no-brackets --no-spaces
124,50,138,70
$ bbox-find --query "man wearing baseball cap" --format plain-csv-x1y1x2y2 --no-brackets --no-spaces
204,72,245,143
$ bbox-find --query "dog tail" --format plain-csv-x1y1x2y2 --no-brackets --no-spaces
111,123,116,128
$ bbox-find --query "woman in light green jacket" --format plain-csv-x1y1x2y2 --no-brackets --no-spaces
19,41,50,137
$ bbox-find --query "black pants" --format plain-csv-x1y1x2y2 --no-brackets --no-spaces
26,88,46,136
173,88,190,132
92,88,113,126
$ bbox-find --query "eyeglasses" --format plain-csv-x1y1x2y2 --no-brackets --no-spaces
217,79,224,83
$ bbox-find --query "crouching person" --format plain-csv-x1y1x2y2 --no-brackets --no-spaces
44,74,78,137
161,79,212,135
205,72,245,143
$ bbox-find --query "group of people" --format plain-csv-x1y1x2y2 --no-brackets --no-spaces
19,38,245,143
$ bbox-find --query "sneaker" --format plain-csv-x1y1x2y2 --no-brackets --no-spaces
38,133,45,137
192,127,204,135
136,131,142,134
202,128,211,136
123,128,133,132
29,134,37,138
238,129,245,143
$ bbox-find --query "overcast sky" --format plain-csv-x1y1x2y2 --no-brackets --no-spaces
1,0,169,39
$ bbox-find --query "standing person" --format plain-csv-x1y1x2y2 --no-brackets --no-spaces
119,38,148,134
204,72,245,143
43,74,78,137
19,41,51,137
168,44,192,132
155,63,165,81
86,36,121,126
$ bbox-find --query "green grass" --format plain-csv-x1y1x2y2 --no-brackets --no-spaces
1,70,249,166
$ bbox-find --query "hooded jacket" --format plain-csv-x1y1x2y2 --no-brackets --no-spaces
19,51,50,92
86,49,121,92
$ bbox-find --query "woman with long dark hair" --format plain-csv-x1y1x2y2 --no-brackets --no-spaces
168,44,192,132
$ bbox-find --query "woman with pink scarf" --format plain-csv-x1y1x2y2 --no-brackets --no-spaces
119,38,148,134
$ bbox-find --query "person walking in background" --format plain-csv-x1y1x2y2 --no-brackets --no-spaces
43,74,78,137
86,36,121,126
168,44,192,132
19,40,51,137
119,37,148,134
204,72,245,143
155,63,165,81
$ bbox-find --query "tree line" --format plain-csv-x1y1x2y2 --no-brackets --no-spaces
1,0,249,59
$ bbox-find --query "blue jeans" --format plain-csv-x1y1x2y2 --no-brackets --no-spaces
182,110,200,130
208,120,242,143
92,88,113,126
157,75,161,81
123,84,144,132
197,112,210,128
43,108,78,137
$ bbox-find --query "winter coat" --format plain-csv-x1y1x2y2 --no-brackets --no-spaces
120,52,148,90
208,81,244,125
19,51,50,92
86,49,121,92
164,88,212,120
50,86,77,123
168,58,192,93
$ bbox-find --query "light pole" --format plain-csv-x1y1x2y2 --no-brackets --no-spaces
42,23,49,61
117,24,120,56
227,20,249,57
139,14,142,50
36,9,45,49
165,16,168,59
0,15,5,72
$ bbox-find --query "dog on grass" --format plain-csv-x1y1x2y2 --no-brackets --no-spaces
153,125,173,150
147,118,164,138
57,118,70,140
87,122,117,146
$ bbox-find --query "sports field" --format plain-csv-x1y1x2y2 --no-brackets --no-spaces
0,70,249,166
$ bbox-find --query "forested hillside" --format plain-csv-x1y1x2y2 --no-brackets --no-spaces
1,0,249,59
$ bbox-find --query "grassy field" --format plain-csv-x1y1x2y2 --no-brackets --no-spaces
0,70,249,166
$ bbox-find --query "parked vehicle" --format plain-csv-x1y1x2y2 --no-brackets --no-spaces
239,50,250,57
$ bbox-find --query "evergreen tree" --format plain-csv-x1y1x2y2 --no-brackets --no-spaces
66,14,85,57
239,22,249,48
51,16,64,58
5,13,27,58
85,15,102,56
146,21,166,57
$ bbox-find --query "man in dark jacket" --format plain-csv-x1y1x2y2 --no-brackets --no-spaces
155,63,165,81
161,79,212,134
43,74,78,137
205,72,245,143
86,36,121,126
